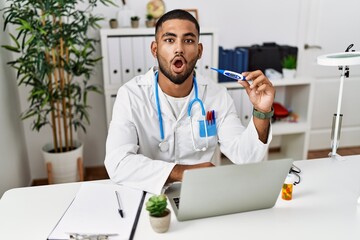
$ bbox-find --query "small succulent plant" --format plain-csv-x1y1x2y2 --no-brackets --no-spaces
146,13,154,20
282,55,297,69
146,194,168,217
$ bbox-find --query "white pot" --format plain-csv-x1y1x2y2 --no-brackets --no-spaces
117,6,135,28
149,208,171,233
282,68,296,79
42,140,83,184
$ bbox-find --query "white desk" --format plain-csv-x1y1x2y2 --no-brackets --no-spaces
1,156,360,240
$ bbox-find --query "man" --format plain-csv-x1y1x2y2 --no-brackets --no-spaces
105,9,275,194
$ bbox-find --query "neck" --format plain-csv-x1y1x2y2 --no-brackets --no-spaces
157,72,193,98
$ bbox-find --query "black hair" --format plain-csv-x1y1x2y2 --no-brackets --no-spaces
155,9,200,37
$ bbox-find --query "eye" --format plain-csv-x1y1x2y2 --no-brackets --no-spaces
184,39,195,44
164,38,174,43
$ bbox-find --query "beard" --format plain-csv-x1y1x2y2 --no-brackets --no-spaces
158,55,198,85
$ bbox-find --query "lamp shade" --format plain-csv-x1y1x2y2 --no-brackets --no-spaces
317,52,360,66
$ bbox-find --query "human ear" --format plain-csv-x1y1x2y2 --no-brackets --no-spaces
198,43,203,59
151,41,157,58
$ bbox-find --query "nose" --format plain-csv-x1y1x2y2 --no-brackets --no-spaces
174,41,184,55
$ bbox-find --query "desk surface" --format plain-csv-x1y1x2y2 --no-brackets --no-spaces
1,155,360,240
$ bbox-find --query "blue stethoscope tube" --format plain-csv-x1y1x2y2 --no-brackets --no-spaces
154,71,208,152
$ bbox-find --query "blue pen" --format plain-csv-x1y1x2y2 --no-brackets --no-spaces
210,67,246,81
211,110,215,125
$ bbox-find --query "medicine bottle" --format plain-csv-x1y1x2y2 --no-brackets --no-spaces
282,174,293,200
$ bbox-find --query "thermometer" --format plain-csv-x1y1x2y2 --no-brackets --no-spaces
210,67,246,81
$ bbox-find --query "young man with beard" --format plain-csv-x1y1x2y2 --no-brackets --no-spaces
105,9,275,194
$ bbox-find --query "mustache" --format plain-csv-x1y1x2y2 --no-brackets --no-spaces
172,54,186,62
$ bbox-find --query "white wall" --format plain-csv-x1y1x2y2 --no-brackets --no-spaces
1,0,359,185
0,1,31,196
92,0,302,46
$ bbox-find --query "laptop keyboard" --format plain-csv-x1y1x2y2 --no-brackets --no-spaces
173,197,180,209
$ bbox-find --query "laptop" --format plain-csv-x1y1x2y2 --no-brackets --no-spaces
165,159,293,221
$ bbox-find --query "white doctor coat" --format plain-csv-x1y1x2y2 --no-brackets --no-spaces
105,68,272,194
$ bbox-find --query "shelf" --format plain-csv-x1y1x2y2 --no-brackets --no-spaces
100,27,218,37
272,121,308,135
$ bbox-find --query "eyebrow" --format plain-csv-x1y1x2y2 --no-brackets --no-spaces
161,32,197,38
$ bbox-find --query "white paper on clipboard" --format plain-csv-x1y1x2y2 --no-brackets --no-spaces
48,182,145,240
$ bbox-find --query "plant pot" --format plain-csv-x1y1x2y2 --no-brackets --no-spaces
131,20,139,28
109,19,118,29
282,68,296,79
149,208,171,233
42,140,84,184
145,19,155,28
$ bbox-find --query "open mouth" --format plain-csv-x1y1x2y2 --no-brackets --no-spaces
172,57,185,73
174,59,183,68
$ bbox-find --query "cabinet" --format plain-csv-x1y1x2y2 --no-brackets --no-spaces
100,28,218,127
224,78,314,161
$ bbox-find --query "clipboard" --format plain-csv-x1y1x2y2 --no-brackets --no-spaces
47,182,146,240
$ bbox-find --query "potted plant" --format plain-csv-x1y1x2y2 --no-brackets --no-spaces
130,16,140,28
281,55,297,79
145,194,171,233
109,18,118,29
145,13,155,28
2,0,114,184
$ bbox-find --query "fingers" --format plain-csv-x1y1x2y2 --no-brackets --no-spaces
237,70,275,113
244,70,271,88
240,70,273,92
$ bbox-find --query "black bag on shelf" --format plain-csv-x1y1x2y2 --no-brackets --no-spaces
239,42,298,73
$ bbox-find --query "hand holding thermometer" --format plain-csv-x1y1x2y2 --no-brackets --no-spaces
210,67,247,81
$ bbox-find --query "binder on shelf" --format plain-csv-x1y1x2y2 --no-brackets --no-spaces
233,48,244,73
236,47,249,73
218,46,234,83
218,46,249,83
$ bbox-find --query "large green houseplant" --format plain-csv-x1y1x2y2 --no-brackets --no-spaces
2,0,114,183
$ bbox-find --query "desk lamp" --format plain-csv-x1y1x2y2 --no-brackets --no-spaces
317,45,360,160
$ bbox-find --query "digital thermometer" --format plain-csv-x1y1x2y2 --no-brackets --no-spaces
210,67,246,81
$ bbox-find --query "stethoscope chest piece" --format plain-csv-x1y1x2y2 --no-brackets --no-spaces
159,141,169,152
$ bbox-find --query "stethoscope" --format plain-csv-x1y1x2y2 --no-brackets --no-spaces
154,71,208,152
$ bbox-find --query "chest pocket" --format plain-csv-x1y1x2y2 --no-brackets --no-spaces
184,103,218,152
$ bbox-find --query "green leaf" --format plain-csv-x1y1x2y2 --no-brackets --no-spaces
2,45,20,53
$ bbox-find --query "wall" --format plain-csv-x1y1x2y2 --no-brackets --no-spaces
298,0,360,150
92,0,301,46
0,1,30,196
1,0,359,184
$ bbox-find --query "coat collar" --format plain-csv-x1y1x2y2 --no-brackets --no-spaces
143,67,208,121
